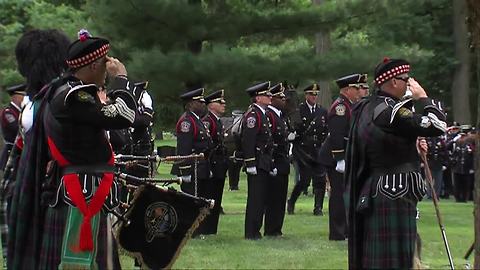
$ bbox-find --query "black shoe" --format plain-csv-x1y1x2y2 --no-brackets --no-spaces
329,237,346,241
265,232,283,237
229,186,239,191
287,199,294,215
245,234,262,240
313,208,323,216
303,190,308,196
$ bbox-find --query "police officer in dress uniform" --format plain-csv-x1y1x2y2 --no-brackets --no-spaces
171,88,212,196
287,83,328,216
202,89,227,234
424,133,447,199
319,73,366,240
442,123,460,199
242,81,274,240
171,88,213,237
265,83,290,236
346,58,446,269
449,124,475,202
0,84,26,171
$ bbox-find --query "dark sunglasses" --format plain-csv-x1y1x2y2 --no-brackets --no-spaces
394,76,409,83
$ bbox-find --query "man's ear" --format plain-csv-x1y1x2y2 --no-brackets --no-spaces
89,61,96,71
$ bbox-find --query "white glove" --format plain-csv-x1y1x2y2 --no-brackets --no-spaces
442,166,447,171
21,96,30,108
140,91,153,109
246,166,257,175
209,170,213,178
269,168,278,176
335,160,345,173
287,132,296,141
181,175,192,183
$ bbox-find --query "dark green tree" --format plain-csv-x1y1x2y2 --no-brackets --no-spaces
0,0,88,105
88,0,444,130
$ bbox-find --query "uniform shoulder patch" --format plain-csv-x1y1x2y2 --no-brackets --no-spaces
246,116,256,129
398,107,413,117
75,90,95,103
180,120,191,133
335,104,346,116
4,112,16,123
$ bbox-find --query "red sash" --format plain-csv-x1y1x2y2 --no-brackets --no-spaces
47,137,114,251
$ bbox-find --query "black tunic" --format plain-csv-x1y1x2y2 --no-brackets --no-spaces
346,91,447,269
319,94,352,167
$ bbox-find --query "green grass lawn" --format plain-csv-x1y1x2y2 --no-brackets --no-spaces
119,140,475,269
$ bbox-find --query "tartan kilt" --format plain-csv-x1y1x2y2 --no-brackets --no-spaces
362,193,418,269
38,202,121,270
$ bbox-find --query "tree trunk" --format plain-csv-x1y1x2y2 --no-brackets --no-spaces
474,47,480,270
313,0,332,109
466,0,480,267
452,0,471,125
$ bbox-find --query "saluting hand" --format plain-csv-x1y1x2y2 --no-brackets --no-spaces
407,78,427,100
106,56,128,77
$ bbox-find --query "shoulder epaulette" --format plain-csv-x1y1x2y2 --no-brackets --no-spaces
373,97,395,121
64,83,98,105
390,98,413,124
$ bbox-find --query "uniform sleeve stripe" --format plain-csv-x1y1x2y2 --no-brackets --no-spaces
427,112,447,132
424,105,446,118
114,97,135,123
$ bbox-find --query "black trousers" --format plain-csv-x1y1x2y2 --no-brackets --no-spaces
289,162,326,207
245,170,269,239
327,167,346,240
264,173,288,236
228,159,242,189
441,167,453,198
453,173,474,202
203,175,226,234
181,178,213,236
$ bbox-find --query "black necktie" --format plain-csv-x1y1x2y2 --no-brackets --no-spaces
311,107,315,114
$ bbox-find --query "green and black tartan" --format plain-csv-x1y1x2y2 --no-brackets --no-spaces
362,191,417,269
38,202,121,270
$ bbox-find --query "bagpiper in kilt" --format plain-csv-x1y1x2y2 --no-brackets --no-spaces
9,30,141,269
5,29,71,270
346,58,447,269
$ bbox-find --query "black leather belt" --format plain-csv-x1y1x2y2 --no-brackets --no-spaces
62,164,115,175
